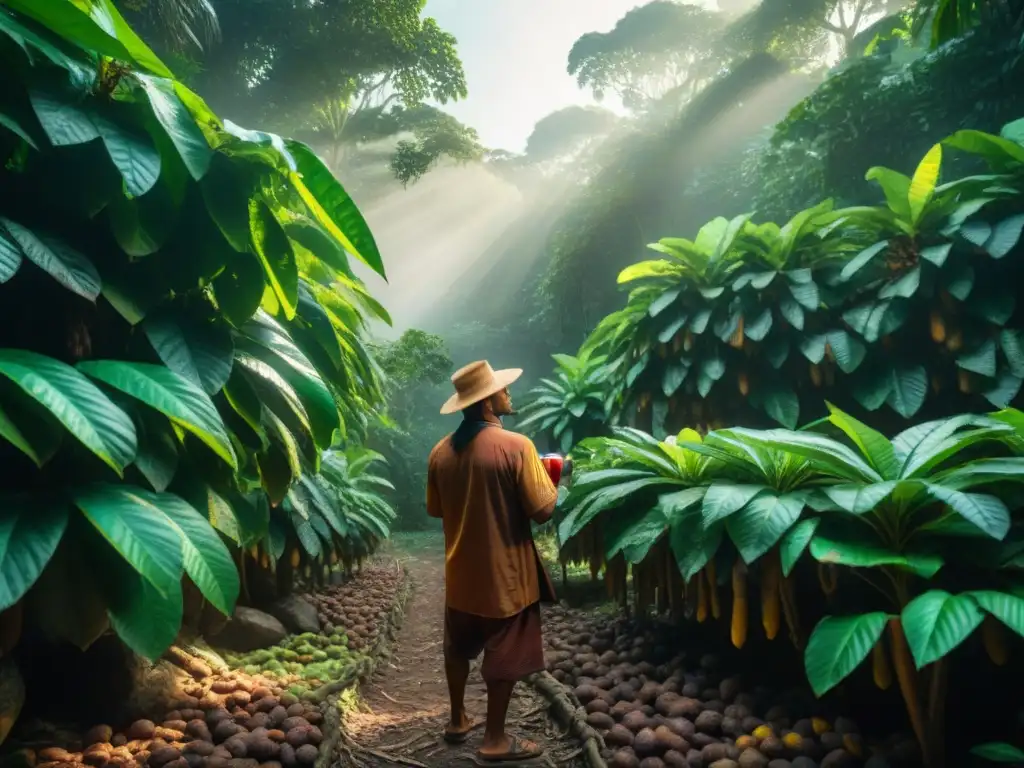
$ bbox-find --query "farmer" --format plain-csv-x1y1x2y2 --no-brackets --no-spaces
427,360,560,762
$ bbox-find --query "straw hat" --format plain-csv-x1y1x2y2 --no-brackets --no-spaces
440,360,523,415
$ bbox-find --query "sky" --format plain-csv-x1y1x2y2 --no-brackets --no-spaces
423,0,649,153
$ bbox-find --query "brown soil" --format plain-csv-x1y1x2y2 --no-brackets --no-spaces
338,534,589,768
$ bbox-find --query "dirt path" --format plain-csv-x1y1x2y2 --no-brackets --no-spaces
339,534,589,768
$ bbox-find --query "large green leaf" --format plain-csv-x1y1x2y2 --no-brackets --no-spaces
724,428,880,483
213,253,265,327
804,613,889,696
934,457,1024,491
606,507,667,564
132,410,178,492
0,390,63,468
780,517,819,576
558,477,676,542
702,484,767,525
6,0,172,78
105,567,182,662
157,492,239,616
0,227,22,283
969,590,1024,637
809,533,943,578
291,510,322,557
957,339,997,378
901,590,984,668
250,199,298,320
239,315,338,448
0,350,136,473
136,74,212,180
907,144,942,226
922,483,1009,540
943,129,1024,169
985,214,1024,259
823,481,897,514
74,484,184,597
78,360,236,469
0,501,69,611
28,85,98,147
827,403,898,479
143,314,234,395
93,111,161,198
0,9,81,71
285,141,385,280
970,744,1024,763
726,491,805,563
0,217,100,300
761,382,799,429
697,354,726,397
669,510,723,581
885,365,928,418
826,330,866,374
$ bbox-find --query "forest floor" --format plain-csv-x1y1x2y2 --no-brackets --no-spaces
337,532,591,768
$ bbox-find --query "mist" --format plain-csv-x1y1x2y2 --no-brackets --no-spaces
351,162,525,337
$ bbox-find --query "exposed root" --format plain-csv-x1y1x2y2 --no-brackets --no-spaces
525,671,607,768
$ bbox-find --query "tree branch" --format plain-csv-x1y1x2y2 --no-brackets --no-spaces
850,0,870,35
818,18,845,34
357,72,394,112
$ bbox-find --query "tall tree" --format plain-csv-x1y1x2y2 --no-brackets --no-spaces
298,103,484,189
725,0,905,59
567,1,724,111
121,0,472,185
167,0,468,134
525,106,620,161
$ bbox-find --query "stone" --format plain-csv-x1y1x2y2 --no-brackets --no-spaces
267,596,320,634
737,750,768,768
209,608,287,652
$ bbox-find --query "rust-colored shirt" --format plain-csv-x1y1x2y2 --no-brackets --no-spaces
427,420,558,618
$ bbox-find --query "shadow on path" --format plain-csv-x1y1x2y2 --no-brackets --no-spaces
338,533,588,768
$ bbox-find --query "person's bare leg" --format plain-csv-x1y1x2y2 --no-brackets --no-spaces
479,680,542,758
444,652,473,735
480,679,516,753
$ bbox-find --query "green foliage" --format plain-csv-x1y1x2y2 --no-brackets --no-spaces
567,1,724,110
0,0,393,675
578,122,1024,434
274,447,397,568
911,0,1024,49
536,52,801,347
388,108,484,186
374,329,453,389
724,0,888,60
137,0,467,130
752,22,1024,222
368,330,453,531
516,351,621,453
971,742,1024,763
558,403,1024,763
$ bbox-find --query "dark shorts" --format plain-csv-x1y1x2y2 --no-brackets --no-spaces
444,602,545,683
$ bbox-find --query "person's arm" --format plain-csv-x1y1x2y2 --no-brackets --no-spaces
426,460,443,519
518,440,558,524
